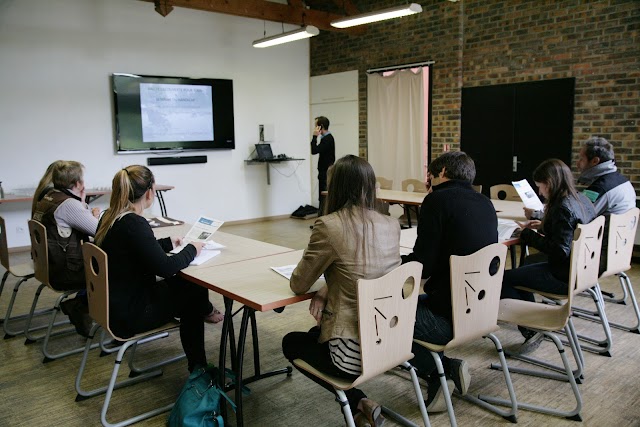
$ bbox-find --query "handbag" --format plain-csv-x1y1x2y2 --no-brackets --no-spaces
168,364,235,427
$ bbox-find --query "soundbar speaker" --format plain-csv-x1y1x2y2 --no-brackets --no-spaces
147,156,207,166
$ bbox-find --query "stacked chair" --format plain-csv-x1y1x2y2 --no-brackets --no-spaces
76,242,185,427
489,184,520,201
483,216,605,421
413,243,518,426
292,262,431,427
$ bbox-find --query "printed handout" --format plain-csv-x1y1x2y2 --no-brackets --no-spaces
512,179,544,211
271,265,326,293
170,215,224,255
497,218,521,241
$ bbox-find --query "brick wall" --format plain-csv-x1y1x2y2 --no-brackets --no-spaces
310,0,639,193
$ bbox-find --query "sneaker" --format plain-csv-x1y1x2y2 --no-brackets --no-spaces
447,358,470,395
507,332,544,355
425,379,454,413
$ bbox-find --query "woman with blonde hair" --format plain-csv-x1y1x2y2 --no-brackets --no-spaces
32,160,100,336
95,165,222,372
282,155,400,427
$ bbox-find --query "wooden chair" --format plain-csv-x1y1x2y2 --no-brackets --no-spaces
0,215,40,338
76,242,185,427
413,243,517,426
472,185,483,193
401,179,428,194
24,219,88,362
292,262,430,427
484,216,605,421
489,184,520,201
375,177,393,190
573,208,640,335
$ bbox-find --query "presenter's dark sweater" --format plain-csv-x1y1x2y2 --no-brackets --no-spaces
99,213,196,337
311,133,335,179
402,180,498,322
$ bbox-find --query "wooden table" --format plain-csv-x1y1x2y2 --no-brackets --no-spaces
181,250,317,427
491,199,526,221
376,189,426,228
0,185,175,216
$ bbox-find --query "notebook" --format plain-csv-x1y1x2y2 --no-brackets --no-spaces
255,143,274,160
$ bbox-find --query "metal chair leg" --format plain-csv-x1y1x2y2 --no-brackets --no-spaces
430,351,457,427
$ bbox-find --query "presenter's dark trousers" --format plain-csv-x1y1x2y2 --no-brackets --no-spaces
282,326,366,413
318,171,327,215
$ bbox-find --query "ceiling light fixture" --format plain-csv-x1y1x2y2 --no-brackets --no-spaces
330,3,422,29
252,25,319,48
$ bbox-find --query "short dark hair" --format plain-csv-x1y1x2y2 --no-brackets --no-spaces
583,136,614,162
427,151,476,183
315,116,330,130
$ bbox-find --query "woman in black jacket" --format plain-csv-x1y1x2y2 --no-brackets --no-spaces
501,159,596,351
95,165,222,372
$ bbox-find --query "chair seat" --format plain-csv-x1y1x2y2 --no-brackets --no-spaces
292,359,360,391
414,323,499,353
413,339,446,353
110,319,181,343
8,262,34,278
498,299,569,331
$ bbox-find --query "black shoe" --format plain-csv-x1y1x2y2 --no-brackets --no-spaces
446,358,470,395
506,332,544,355
424,379,454,413
291,205,305,217
61,298,93,338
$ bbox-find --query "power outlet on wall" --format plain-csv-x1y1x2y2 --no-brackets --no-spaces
16,226,25,234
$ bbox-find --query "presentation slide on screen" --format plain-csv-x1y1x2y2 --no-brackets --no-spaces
140,83,214,143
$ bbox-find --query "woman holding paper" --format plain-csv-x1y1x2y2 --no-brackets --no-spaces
501,159,595,353
282,155,401,427
95,165,223,372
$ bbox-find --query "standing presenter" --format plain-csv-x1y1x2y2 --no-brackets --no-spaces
310,116,335,216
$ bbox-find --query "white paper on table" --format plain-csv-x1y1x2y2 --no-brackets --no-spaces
190,250,221,266
271,265,326,293
497,218,521,241
171,240,226,254
512,179,544,210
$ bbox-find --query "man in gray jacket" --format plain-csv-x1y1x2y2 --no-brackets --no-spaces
576,136,636,216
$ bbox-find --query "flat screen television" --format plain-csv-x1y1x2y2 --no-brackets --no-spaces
112,73,235,153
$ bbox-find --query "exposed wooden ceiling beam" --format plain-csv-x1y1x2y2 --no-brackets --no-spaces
139,0,364,33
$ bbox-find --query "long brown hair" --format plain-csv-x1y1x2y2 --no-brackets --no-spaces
94,165,154,245
32,160,64,216
532,158,581,217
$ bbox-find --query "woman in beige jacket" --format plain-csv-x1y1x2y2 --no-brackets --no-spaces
282,155,401,427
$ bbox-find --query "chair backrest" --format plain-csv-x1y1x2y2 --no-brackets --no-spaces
401,179,427,193
447,243,507,348
0,216,10,271
472,185,483,193
27,220,50,287
82,242,112,337
375,177,393,190
490,184,520,201
601,208,639,277
570,216,605,298
355,261,422,383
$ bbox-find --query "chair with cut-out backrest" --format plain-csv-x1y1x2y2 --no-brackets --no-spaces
375,177,393,190
472,185,483,193
483,216,605,421
24,219,88,361
573,208,640,337
490,185,520,201
413,243,517,426
76,242,185,427
292,261,430,427
0,215,39,338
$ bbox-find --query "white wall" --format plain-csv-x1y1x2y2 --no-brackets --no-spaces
0,0,312,248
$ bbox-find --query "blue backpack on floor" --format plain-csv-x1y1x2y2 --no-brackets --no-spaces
168,364,235,427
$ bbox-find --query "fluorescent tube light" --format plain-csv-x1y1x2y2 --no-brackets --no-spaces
252,25,319,48
331,3,422,29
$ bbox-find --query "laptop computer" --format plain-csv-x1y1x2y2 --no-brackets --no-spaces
255,143,274,160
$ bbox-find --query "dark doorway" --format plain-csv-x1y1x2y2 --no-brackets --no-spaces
461,78,575,195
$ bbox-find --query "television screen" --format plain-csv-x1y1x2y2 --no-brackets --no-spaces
113,73,235,153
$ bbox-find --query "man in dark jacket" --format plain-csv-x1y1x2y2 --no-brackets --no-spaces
402,151,498,412
310,116,335,215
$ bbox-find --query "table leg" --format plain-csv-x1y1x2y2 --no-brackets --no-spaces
156,190,168,216
509,245,517,269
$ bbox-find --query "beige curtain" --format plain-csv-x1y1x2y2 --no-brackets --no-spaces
367,69,424,190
